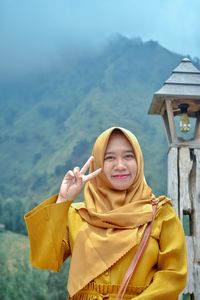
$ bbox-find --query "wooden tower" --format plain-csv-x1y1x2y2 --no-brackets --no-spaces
148,58,200,299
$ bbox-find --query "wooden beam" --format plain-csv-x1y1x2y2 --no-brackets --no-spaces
179,148,193,216
165,100,178,143
183,237,195,295
194,116,200,140
193,149,200,262
162,111,172,144
167,147,179,214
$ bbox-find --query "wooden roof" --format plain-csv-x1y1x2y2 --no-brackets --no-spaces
149,58,200,115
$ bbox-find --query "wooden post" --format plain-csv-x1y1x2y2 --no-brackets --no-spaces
148,57,200,299
193,149,200,299
168,147,200,299
167,147,178,212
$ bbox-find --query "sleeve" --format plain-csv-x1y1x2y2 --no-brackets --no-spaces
134,204,187,300
24,195,72,272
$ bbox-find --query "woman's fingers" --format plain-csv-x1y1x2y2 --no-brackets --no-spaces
64,156,101,185
65,167,82,184
64,170,75,181
80,156,102,182
83,168,102,182
73,166,80,178
68,170,74,177
80,156,94,174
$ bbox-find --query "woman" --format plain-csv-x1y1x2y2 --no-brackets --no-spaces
25,127,187,299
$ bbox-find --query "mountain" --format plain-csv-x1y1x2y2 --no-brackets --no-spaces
0,34,194,234
0,230,69,299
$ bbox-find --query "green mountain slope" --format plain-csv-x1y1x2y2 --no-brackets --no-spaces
0,35,191,233
0,230,69,300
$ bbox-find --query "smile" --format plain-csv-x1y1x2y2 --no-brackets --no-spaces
111,174,130,179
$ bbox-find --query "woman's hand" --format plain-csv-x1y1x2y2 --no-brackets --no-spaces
56,156,101,203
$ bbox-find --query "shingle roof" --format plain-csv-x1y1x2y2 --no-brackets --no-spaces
149,58,200,115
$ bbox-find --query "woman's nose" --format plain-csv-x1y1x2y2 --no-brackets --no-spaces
114,159,126,170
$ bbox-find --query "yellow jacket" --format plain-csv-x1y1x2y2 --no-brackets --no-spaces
25,195,187,300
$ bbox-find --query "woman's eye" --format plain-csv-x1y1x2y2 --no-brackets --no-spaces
125,154,134,159
104,155,114,161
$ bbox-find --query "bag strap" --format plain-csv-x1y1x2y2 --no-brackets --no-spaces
116,199,159,300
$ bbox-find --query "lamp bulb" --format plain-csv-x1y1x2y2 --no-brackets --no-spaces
180,113,191,132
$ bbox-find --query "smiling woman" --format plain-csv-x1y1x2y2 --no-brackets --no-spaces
103,130,137,191
24,127,187,300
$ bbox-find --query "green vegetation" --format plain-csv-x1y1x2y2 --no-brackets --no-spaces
0,230,69,299
0,36,186,234
0,35,198,299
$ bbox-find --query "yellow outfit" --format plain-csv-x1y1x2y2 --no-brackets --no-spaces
25,195,187,300
25,127,187,299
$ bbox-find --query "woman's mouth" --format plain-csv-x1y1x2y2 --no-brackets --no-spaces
111,174,130,180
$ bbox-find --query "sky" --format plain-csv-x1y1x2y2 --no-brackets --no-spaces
0,0,200,78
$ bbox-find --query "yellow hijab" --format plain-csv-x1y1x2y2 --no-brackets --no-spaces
67,127,169,296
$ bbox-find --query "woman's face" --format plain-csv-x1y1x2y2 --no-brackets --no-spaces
103,132,138,190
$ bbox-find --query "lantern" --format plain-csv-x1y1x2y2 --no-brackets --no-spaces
148,58,200,148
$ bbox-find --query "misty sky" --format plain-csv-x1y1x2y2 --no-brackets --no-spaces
1,0,200,78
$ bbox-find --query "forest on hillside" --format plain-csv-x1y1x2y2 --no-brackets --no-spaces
0,35,199,299
0,36,187,234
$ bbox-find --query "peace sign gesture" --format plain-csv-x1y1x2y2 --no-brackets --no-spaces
56,156,101,203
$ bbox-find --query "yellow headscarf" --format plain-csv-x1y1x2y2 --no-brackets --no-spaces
67,127,169,296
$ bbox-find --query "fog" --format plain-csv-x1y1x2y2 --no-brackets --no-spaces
1,0,199,78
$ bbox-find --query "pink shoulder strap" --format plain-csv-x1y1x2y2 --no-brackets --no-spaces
116,199,159,300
